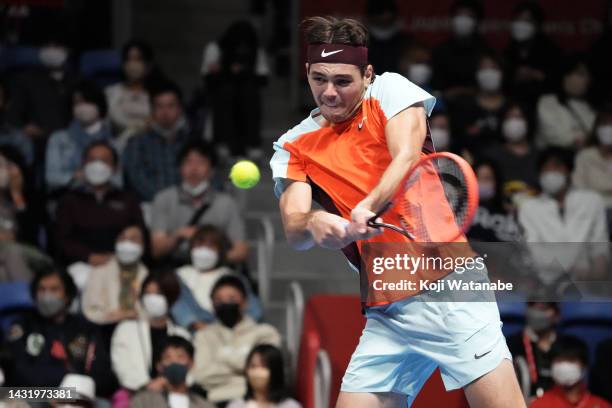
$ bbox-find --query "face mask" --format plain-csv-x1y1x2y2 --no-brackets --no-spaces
152,116,186,139
124,60,147,81
452,15,476,37
162,363,189,386
511,20,535,41
191,246,218,271
564,73,589,98
526,307,555,332
596,125,612,146
431,128,450,150
181,180,208,197
73,103,100,125
407,64,432,86
84,160,113,186
551,361,584,387
142,293,168,319
214,302,242,328
39,46,68,68
502,118,528,142
478,182,496,201
476,68,502,92
247,367,271,390
540,171,567,195
37,293,65,317
115,241,143,265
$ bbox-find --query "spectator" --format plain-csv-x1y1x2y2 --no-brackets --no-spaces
529,336,611,408
0,79,34,167
82,224,148,325
365,0,409,75
430,110,452,152
227,344,301,408
0,146,39,244
3,268,115,396
123,81,192,202
45,80,115,193
6,33,75,141
504,1,561,111
171,225,261,331
483,102,539,191
192,276,281,405
468,160,521,242
130,336,214,408
111,272,190,391
536,57,596,149
54,141,144,266
518,148,609,281
448,51,507,156
400,42,434,91
432,0,490,97
507,302,560,400
105,40,161,150
572,106,612,232
202,20,268,159
151,141,248,265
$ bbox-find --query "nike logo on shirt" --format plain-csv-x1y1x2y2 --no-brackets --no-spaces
321,49,343,57
474,349,493,359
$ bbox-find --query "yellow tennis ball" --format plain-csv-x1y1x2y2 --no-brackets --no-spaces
230,160,261,189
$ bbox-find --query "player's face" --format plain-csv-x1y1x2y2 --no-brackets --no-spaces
307,63,372,124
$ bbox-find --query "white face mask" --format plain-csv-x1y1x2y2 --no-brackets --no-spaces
596,125,612,146
84,160,113,186
431,128,450,150
73,103,100,125
511,20,536,42
39,46,68,68
551,361,584,386
476,68,502,92
152,116,186,139
115,240,143,265
182,180,208,197
142,293,168,319
407,64,432,86
540,171,567,195
502,118,528,142
452,15,476,37
191,246,219,271
479,182,496,201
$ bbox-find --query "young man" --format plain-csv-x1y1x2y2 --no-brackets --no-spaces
270,16,525,407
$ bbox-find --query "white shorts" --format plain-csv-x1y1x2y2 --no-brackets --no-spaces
341,268,512,407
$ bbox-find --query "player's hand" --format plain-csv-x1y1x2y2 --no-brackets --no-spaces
349,207,383,240
307,211,354,249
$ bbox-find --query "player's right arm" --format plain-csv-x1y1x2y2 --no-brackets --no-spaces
280,181,367,250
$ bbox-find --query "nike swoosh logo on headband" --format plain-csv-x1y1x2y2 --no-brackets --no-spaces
321,49,343,57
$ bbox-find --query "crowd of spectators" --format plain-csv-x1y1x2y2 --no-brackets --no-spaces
0,0,610,406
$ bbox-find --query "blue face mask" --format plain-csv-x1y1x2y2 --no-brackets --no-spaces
162,363,189,385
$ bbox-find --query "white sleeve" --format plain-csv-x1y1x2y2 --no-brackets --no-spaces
369,72,436,121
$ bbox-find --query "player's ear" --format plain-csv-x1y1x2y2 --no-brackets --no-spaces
364,64,374,84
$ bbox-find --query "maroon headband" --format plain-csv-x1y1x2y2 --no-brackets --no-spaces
307,43,368,66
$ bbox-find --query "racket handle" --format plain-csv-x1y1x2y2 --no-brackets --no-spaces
368,201,393,225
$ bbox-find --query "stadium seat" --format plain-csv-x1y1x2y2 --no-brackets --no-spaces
497,297,527,337
0,46,41,73
0,281,34,332
296,294,468,408
560,301,612,367
79,49,121,87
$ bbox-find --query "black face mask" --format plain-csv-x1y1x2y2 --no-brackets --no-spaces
162,363,189,386
214,302,242,328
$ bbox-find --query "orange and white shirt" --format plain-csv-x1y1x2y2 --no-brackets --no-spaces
270,72,444,305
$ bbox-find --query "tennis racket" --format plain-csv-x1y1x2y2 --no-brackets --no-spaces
367,152,479,243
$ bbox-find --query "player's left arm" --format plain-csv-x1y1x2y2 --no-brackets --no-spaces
351,103,427,231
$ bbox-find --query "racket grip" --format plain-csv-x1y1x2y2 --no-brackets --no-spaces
368,201,392,225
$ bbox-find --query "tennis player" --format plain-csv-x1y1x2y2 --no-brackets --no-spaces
270,16,525,408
